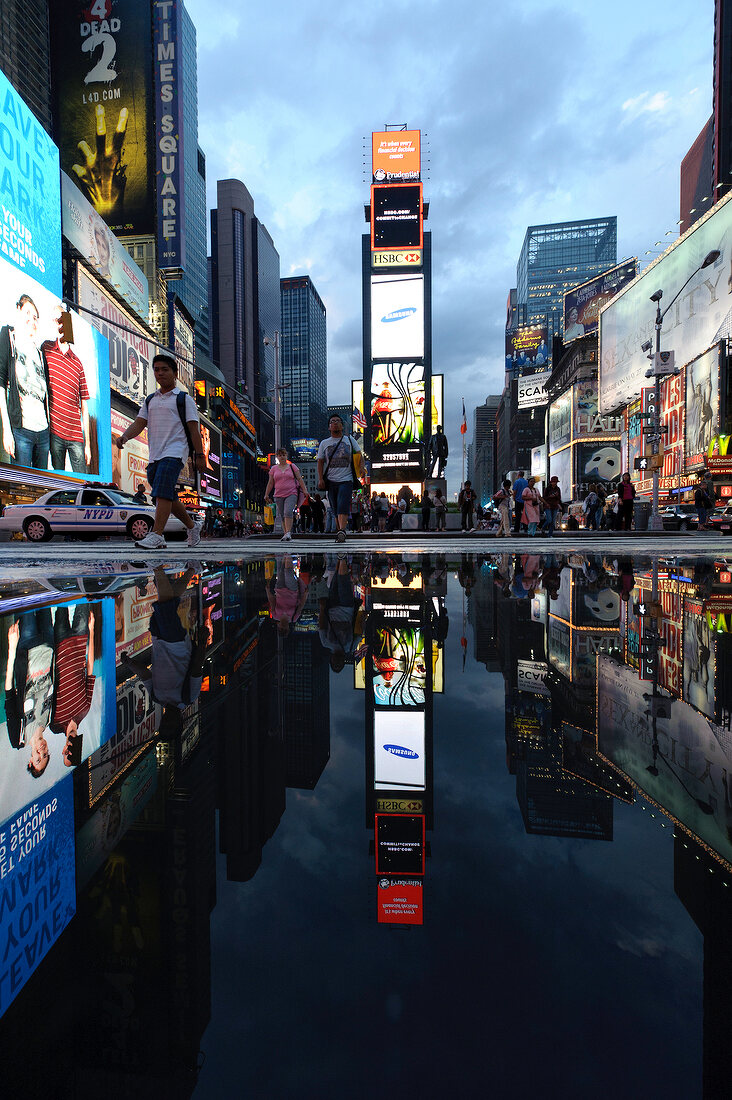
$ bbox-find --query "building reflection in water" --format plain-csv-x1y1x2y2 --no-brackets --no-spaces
1,551,732,1094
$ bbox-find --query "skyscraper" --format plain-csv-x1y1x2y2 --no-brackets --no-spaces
280,276,328,444
516,217,618,340
0,0,52,134
472,395,501,503
253,222,281,452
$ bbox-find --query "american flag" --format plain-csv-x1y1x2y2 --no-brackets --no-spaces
353,406,367,429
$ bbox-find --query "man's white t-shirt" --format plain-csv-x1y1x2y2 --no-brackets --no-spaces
138,387,199,463
317,433,362,483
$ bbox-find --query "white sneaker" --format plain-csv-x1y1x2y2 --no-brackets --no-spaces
280,532,292,541
187,518,204,547
136,531,167,549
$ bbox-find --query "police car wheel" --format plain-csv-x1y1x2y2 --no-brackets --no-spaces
127,515,152,541
23,516,52,542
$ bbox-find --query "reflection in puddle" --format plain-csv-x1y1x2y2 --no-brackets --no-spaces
0,551,731,1095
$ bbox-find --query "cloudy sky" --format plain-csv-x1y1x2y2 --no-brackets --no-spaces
186,0,713,480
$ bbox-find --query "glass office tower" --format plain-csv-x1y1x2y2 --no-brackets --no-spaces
253,221,281,452
516,217,618,339
280,276,328,444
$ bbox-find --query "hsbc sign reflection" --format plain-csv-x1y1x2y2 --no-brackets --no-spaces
372,249,423,268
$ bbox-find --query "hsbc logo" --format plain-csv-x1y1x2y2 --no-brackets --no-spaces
372,249,422,268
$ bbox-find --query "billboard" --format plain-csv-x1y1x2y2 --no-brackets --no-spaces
563,259,638,341
0,776,76,1015
684,599,715,718
51,0,154,236
77,265,157,402
111,407,149,494
371,184,422,251
577,441,622,492
61,171,149,317
431,374,443,435
0,68,62,295
598,655,732,870
548,392,571,453
374,711,426,790
517,369,551,409
375,815,425,876
505,326,551,372
291,438,320,459
371,274,424,359
0,599,116,826
171,300,194,392
373,626,426,706
377,877,423,924
599,192,732,413
372,249,422,269
154,0,186,273
685,344,720,468
372,130,421,182
0,254,112,480
548,445,572,502
371,362,425,448
199,416,222,499
88,676,159,804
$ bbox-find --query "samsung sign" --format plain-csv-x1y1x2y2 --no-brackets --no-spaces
154,0,185,275
371,274,424,359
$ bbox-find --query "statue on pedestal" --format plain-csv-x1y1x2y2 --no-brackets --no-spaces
426,425,449,479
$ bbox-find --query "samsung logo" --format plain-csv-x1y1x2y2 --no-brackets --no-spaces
381,307,416,323
383,744,419,759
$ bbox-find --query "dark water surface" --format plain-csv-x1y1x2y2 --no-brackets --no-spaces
0,551,730,1098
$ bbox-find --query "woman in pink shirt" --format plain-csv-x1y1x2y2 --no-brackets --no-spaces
521,477,541,536
264,448,309,541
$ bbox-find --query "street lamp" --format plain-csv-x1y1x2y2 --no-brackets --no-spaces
644,248,720,531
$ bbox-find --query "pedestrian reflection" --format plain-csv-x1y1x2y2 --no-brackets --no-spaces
317,553,364,671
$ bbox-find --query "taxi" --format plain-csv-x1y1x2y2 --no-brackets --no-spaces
0,484,190,542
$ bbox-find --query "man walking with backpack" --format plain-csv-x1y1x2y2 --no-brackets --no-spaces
317,413,362,541
114,354,205,549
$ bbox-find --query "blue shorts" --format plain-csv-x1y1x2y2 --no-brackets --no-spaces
147,457,184,502
327,479,353,517
150,598,187,642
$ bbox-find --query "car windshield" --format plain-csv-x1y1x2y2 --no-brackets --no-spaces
102,490,139,505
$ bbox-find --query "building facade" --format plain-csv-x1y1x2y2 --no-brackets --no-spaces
0,0,52,134
280,276,328,445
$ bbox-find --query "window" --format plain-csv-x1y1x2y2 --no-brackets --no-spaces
46,490,79,506
81,491,112,506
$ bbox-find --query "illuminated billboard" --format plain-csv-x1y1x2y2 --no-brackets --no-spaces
372,130,421,182
431,374,443,435
563,259,637,341
88,676,159,804
0,254,112,481
374,711,426,790
684,599,715,718
199,416,222,499
371,184,422,251
371,274,424,359
577,441,622,492
373,625,426,706
377,877,423,924
61,171,149,317
111,407,149,494
685,344,720,468
371,362,425,448
291,437,320,459
517,369,551,409
0,68,62,295
375,815,425,876
548,392,571,453
171,300,194,392
154,0,186,273
77,265,158,402
548,446,572,502
505,326,551,372
599,191,732,413
372,249,422,269
0,776,76,1014
51,0,154,236
351,379,365,435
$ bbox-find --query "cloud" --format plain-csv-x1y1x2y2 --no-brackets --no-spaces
622,91,672,118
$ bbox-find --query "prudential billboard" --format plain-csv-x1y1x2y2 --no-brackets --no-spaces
371,274,424,359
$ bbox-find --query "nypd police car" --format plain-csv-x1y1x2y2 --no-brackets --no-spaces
0,484,190,542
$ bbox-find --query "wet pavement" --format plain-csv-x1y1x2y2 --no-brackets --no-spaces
0,549,730,1098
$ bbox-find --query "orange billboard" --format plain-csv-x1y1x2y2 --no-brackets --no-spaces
372,130,421,182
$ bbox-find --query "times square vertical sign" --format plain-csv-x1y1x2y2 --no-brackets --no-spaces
368,130,429,485
154,1,186,277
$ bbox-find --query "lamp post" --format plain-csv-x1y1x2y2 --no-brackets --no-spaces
645,249,720,531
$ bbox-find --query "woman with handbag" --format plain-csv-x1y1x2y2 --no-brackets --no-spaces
521,477,541,537
264,448,309,542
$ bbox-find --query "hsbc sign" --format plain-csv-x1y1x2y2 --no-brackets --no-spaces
372,249,423,268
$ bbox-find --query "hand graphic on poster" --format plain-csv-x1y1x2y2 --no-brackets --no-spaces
72,105,128,221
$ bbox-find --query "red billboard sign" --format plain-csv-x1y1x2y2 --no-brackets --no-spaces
377,877,423,925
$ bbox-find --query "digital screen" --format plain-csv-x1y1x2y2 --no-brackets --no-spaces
371,362,425,447
374,711,425,790
373,625,426,706
77,265,158,403
563,259,637,341
683,600,715,718
372,130,420,182
61,171,149,317
375,814,425,875
199,417,222,499
517,369,551,409
505,326,551,373
172,302,194,393
548,391,572,453
377,877,423,924
599,195,732,413
0,776,76,1014
577,441,622,492
202,572,224,648
111,407,149,495
431,374,443,436
0,69,61,295
0,597,116,828
0,254,112,481
291,437,320,459
685,344,720,468
371,274,424,359
371,184,422,250
51,0,154,236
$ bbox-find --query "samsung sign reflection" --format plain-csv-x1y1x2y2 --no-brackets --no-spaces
374,712,425,790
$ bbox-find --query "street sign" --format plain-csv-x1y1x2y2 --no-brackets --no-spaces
634,457,649,472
